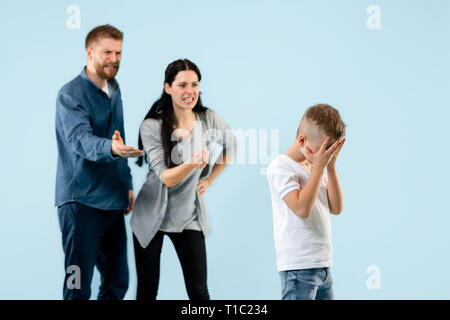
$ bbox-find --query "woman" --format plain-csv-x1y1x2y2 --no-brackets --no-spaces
130,59,236,300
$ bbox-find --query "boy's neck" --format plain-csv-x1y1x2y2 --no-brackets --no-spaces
284,142,311,169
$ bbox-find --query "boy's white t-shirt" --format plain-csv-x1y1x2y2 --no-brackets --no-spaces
267,154,332,272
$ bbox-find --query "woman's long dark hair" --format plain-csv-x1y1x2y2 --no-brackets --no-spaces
136,59,208,168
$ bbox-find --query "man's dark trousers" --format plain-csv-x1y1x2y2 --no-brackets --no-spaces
58,202,129,300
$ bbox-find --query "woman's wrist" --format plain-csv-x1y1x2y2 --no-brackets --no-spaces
183,161,196,169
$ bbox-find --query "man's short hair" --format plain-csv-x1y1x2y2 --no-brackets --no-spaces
85,24,123,49
297,104,346,141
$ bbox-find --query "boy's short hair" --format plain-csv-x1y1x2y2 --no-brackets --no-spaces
85,24,123,49
297,104,346,141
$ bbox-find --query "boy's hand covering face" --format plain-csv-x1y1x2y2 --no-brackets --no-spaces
327,138,345,169
305,136,345,170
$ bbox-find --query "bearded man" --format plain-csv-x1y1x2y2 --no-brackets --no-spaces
55,24,143,300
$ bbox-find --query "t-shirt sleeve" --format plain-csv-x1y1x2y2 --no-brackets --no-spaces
267,160,300,200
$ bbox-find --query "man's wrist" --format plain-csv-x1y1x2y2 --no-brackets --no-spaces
106,140,119,160
110,139,118,156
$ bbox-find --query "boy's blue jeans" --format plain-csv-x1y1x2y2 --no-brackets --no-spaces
279,267,334,300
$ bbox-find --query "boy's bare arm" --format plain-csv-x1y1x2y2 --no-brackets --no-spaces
283,137,344,219
283,168,325,219
327,167,343,214
326,139,345,214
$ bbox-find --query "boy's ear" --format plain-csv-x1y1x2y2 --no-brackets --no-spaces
297,135,305,147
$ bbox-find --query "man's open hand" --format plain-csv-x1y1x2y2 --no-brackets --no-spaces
111,130,144,158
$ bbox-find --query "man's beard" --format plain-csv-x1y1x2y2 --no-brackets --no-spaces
94,60,120,80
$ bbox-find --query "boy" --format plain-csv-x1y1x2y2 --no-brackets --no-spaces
266,104,346,300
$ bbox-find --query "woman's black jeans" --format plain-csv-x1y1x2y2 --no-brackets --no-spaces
133,229,210,300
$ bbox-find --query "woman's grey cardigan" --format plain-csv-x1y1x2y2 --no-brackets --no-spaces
130,109,236,248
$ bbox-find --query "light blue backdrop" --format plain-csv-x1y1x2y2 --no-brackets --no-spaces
1,0,449,299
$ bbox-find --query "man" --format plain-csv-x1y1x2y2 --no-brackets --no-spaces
55,24,143,300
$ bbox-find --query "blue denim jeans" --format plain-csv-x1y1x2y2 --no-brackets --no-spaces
279,267,334,300
58,202,129,300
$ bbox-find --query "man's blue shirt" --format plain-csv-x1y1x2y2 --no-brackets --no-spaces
55,68,133,210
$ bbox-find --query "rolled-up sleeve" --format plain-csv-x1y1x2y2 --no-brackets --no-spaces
140,119,168,181
267,162,301,201
56,91,117,163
